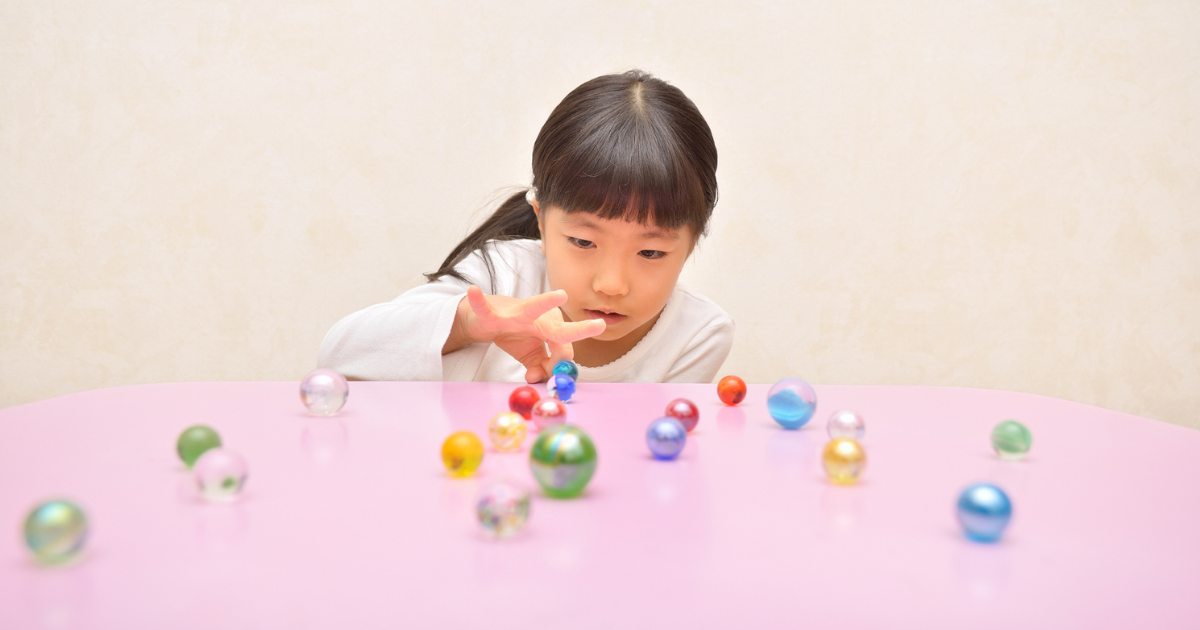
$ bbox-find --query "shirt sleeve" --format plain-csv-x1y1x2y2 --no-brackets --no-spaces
316,279,469,381
663,315,736,383
316,243,513,381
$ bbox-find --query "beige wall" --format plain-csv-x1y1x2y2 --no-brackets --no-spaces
2,1,1197,428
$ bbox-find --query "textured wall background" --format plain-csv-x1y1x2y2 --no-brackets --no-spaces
2,1,1197,427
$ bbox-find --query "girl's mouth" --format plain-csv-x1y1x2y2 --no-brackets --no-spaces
584,309,628,326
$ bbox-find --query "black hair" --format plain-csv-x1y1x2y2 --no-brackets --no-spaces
426,69,718,284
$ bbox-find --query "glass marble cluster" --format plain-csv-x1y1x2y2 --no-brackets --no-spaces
552,360,579,381
548,373,576,402
665,398,700,432
177,425,222,468
529,425,597,499
991,419,1032,460
717,375,747,405
24,500,89,565
768,378,818,429
646,417,687,460
476,481,531,538
827,410,865,440
956,483,1013,542
300,368,349,415
822,438,867,484
193,448,248,502
530,398,567,431
442,431,485,477
508,386,540,420
488,411,528,451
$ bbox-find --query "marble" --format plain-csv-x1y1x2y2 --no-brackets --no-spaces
956,483,1013,542
717,375,747,406
442,431,485,477
23,500,88,564
822,438,867,484
767,378,818,429
193,448,248,502
646,417,687,460
476,481,531,538
991,419,1032,460
177,425,222,468
488,411,528,451
529,425,597,498
300,368,349,415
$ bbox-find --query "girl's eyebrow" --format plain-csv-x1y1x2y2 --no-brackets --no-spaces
564,215,680,241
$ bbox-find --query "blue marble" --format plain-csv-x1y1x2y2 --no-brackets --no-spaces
646,417,687,460
548,373,576,402
956,483,1013,543
552,360,580,381
767,378,817,429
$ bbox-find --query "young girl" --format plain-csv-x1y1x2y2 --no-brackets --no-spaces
318,70,733,384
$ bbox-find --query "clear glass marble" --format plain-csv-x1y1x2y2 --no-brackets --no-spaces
177,425,222,468
476,481,531,538
957,483,1013,542
991,419,1032,460
826,410,865,440
665,398,700,432
822,438,867,484
646,417,687,460
24,500,88,564
767,378,817,429
488,411,528,451
193,448,248,502
300,368,349,415
530,398,567,431
547,373,576,402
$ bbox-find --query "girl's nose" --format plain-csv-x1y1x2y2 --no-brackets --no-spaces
592,262,629,298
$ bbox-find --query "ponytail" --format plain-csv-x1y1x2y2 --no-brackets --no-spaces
424,189,541,284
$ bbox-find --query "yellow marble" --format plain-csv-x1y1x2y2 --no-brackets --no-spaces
441,432,484,478
823,439,867,484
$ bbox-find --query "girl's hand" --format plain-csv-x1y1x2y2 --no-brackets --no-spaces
453,285,606,383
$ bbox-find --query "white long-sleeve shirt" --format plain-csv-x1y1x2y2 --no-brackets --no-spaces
318,239,734,383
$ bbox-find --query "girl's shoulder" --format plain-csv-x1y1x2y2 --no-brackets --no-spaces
453,238,546,296
669,283,734,330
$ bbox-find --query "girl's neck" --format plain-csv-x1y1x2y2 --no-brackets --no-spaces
569,310,662,368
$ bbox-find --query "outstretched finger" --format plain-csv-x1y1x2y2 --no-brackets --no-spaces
541,318,606,345
517,290,569,323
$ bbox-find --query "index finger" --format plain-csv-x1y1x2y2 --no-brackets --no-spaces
540,318,606,345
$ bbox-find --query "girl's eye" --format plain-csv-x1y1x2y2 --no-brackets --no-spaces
639,250,666,260
568,237,595,249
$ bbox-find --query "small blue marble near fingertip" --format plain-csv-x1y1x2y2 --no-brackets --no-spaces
548,373,576,402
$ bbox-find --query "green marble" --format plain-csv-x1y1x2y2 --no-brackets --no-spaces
530,425,597,499
24,500,88,564
177,425,222,468
991,419,1032,460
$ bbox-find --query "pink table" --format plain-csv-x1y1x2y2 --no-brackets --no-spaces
2,381,1199,629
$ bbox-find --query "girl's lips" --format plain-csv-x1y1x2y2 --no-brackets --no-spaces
584,309,628,326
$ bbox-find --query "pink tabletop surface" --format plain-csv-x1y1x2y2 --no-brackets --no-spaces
2,381,1199,629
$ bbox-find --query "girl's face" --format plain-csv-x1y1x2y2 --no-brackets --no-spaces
536,205,694,345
